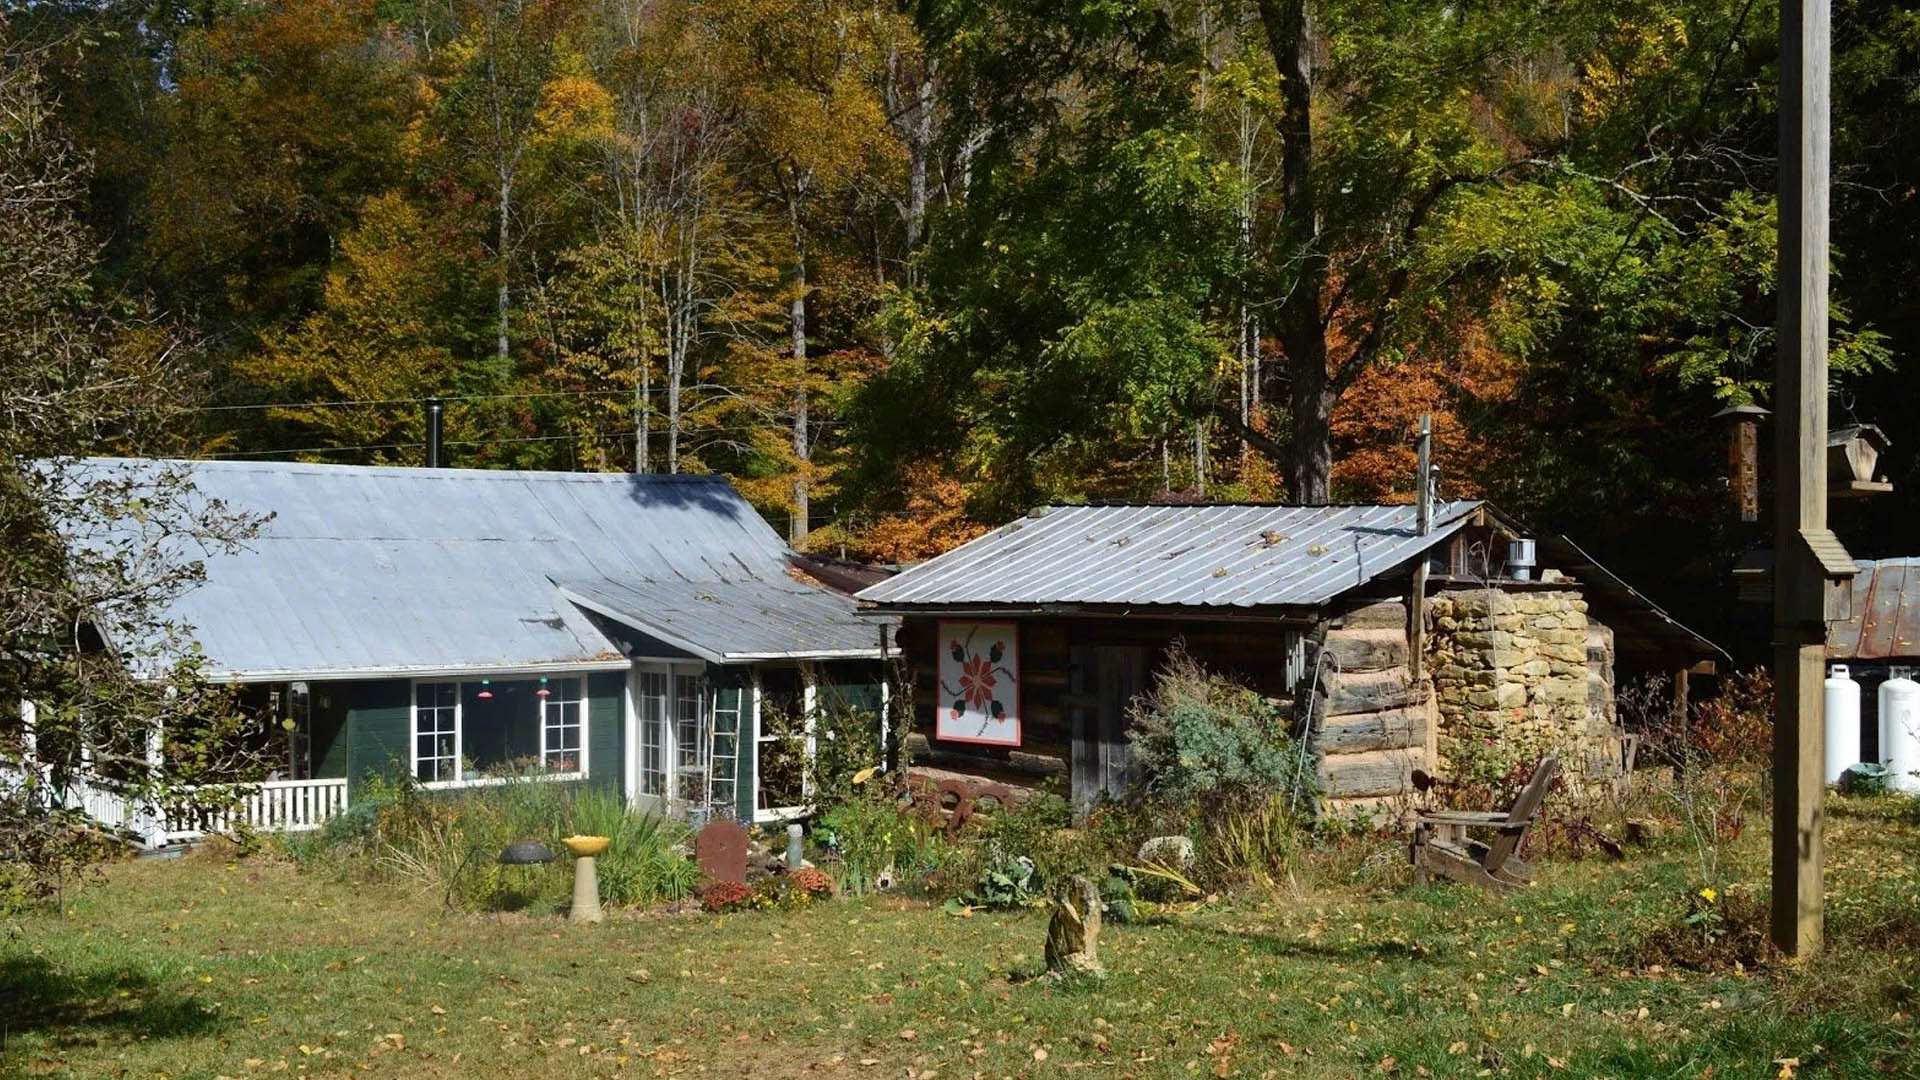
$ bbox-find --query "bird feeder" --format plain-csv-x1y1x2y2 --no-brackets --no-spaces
1828,423,1893,497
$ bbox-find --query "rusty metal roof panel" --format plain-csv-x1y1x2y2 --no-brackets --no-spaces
1831,558,1920,661
857,501,1483,609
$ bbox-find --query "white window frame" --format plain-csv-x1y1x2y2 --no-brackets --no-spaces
753,664,814,824
408,675,591,790
538,677,587,777
630,660,707,808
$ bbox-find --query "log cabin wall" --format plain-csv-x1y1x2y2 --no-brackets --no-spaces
896,615,1307,801
1305,597,1438,821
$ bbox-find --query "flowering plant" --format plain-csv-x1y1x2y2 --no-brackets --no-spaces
699,878,753,913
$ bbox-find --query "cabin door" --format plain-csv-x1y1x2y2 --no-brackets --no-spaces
1068,645,1146,814
632,661,707,815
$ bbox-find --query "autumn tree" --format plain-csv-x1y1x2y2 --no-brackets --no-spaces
2,30,261,897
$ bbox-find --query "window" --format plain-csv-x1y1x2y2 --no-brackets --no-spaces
410,676,591,786
756,666,810,815
638,671,667,797
675,674,706,799
414,683,458,782
540,678,584,773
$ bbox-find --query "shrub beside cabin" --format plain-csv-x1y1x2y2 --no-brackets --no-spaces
857,502,1725,818
25,459,891,845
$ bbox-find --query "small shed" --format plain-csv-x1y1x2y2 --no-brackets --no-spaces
1828,558,1920,759
858,501,1723,818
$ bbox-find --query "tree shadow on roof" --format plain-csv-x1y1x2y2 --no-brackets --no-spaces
617,472,748,518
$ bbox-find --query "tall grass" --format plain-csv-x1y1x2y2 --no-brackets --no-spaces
288,774,696,912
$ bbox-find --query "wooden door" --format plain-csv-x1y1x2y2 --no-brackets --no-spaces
1068,645,1147,814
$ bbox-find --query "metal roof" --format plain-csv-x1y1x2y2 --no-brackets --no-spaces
1829,558,1920,661
557,577,884,662
857,502,1484,610
53,458,879,680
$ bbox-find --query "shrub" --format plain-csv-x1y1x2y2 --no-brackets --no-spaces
817,784,946,895
1126,648,1315,887
788,866,835,899
700,878,753,913
1128,648,1313,815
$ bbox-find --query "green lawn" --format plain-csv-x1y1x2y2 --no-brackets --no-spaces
4,799,1917,1080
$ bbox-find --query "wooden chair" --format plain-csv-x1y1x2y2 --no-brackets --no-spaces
1410,757,1558,892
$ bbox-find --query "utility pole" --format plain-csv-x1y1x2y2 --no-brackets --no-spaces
1772,0,1856,958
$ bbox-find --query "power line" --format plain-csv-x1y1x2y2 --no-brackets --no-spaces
204,419,843,459
190,385,770,413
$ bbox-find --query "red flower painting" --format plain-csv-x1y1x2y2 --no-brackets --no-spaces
937,621,1020,746
958,653,996,710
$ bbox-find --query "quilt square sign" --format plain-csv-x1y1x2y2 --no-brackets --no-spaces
936,621,1021,746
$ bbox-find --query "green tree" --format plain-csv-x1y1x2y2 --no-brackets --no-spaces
2,32,261,900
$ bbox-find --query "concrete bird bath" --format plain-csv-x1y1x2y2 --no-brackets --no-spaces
562,835,609,923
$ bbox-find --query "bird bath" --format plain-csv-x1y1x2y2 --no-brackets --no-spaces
562,835,609,923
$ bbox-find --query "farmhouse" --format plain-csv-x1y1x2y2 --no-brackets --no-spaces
857,500,1725,818
38,458,889,844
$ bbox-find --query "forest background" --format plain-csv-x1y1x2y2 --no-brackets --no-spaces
5,0,1918,662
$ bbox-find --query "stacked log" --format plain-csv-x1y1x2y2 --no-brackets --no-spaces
1307,599,1435,821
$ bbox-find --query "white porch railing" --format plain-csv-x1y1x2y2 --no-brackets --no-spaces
170,778,349,838
7,770,350,848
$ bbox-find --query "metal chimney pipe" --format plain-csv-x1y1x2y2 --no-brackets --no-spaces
425,397,444,468
1415,414,1432,535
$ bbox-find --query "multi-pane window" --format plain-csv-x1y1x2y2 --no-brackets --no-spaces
638,671,667,797
541,678,584,773
414,683,458,782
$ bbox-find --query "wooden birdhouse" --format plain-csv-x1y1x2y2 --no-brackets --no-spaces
1829,423,1892,496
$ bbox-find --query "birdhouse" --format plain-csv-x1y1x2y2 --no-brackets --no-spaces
1829,424,1892,496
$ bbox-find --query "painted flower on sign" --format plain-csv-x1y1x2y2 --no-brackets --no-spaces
958,653,996,710
936,622,1020,746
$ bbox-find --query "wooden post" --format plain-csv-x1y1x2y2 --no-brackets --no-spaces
1672,668,1690,728
1772,0,1836,959
1410,416,1433,681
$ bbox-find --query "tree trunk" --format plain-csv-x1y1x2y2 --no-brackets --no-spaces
1257,0,1332,504
789,238,810,546
497,167,512,374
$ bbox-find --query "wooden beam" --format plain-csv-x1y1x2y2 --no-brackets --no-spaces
1772,0,1838,959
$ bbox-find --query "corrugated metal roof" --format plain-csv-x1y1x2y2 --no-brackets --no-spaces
53,458,879,679
857,502,1483,609
557,577,883,661
1829,558,1920,660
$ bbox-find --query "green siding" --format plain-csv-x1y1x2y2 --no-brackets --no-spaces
345,680,411,797
308,685,351,780
587,671,625,794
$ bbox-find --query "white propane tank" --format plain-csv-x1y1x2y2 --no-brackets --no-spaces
1825,665,1862,785
1879,676,1920,794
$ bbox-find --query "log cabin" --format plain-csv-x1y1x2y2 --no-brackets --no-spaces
857,501,1725,819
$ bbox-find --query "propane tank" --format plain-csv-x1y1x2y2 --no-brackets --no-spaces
1879,676,1920,795
1824,664,1862,785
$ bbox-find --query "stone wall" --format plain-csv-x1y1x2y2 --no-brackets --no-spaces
1428,588,1621,788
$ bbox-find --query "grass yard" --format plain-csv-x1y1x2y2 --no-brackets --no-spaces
4,798,1918,1080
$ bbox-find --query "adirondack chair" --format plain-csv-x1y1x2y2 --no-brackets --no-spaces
1410,757,1559,892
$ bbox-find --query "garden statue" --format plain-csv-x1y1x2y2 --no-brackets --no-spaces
1044,875,1103,978
562,834,609,924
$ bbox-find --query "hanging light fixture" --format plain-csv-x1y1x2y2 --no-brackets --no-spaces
477,678,494,701
535,677,551,699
